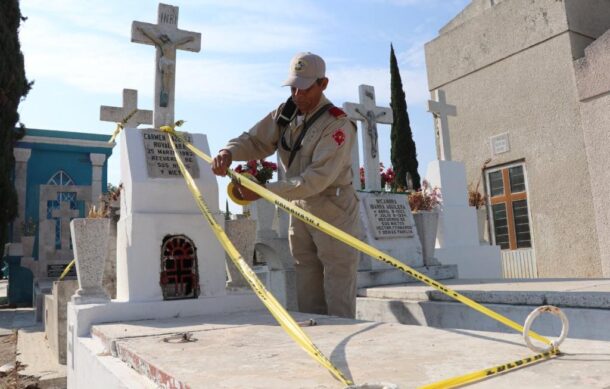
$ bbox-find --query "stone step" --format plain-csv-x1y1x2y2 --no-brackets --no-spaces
357,264,457,288
356,278,610,341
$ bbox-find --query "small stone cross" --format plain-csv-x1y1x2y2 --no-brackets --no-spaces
131,3,201,128
343,85,393,191
427,89,457,161
100,89,152,128
52,201,80,251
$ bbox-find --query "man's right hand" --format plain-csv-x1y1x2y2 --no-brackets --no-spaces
211,149,232,176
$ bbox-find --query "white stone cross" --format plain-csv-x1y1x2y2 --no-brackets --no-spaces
52,201,80,251
343,85,393,191
100,89,153,128
427,89,457,161
132,3,201,128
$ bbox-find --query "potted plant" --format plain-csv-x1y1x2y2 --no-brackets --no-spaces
70,203,111,304
408,180,442,266
20,217,37,257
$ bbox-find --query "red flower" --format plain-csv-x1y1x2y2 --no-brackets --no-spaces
235,159,278,184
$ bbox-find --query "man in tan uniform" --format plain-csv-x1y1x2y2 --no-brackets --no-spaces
212,52,361,318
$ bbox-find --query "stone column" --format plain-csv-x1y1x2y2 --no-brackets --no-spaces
90,153,106,205
13,148,32,241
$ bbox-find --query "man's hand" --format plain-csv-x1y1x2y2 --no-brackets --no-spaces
211,149,232,176
236,182,261,202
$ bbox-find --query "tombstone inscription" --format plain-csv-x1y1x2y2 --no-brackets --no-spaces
142,129,199,178
364,195,414,239
357,191,423,272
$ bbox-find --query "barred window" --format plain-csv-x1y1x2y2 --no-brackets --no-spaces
486,164,532,250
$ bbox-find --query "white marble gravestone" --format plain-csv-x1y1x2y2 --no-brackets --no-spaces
357,192,423,273
343,85,393,191
116,128,226,301
67,5,260,386
425,90,501,278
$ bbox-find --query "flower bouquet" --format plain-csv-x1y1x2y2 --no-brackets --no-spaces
359,163,397,190
408,180,442,212
228,159,278,205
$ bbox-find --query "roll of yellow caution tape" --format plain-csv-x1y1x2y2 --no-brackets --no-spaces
227,173,257,206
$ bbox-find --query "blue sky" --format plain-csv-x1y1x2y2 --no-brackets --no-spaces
17,0,469,211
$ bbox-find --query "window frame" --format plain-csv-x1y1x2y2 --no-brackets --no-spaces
485,161,534,250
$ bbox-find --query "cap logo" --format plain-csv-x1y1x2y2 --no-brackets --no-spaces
294,59,306,72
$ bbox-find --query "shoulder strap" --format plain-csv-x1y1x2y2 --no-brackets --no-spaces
287,103,334,168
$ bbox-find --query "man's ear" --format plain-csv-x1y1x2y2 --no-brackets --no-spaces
320,77,329,90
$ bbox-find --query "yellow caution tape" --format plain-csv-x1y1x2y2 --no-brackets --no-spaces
419,348,559,389
59,259,75,281
163,127,552,348
108,123,124,144
160,126,353,387
108,109,139,143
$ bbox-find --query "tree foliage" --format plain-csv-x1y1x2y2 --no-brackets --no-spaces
389,44,421,190
0,0,31,252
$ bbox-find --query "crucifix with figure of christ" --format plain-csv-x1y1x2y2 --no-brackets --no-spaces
343,85,393,191
131,3,201,128
427,89,456,161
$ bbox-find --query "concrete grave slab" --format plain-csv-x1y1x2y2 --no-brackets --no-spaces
77,310,610,389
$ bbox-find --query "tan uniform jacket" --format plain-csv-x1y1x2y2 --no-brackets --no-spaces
224,95,357,209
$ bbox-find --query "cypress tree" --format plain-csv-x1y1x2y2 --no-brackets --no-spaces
390,43,421,190
0,0,31,253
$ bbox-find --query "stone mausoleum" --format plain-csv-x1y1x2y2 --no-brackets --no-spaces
2,128,113,305
424,0,610,278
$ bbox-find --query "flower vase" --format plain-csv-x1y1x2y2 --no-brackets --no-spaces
70,218,111,304
412,211,440,266
476,207,489,244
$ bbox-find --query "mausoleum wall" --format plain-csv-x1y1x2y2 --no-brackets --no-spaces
426,0,570,90
575,29,610,277
425,0,607,277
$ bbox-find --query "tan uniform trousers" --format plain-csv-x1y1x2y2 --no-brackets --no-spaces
289,185,361,318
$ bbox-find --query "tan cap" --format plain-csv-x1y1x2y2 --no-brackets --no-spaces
282,52,326,89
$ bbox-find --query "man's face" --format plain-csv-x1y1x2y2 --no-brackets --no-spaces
291,78,328,114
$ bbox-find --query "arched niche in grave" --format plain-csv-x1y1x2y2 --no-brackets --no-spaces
160,235,200,300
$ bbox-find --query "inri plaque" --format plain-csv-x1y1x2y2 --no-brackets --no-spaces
142,129,200,178
364,194,414,239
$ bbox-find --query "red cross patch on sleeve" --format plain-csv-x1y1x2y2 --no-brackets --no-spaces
332,129,346,146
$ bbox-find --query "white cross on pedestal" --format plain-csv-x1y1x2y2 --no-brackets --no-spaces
343,85,393,191
100,89,152,128
427,89,457,161
131,3,201,128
